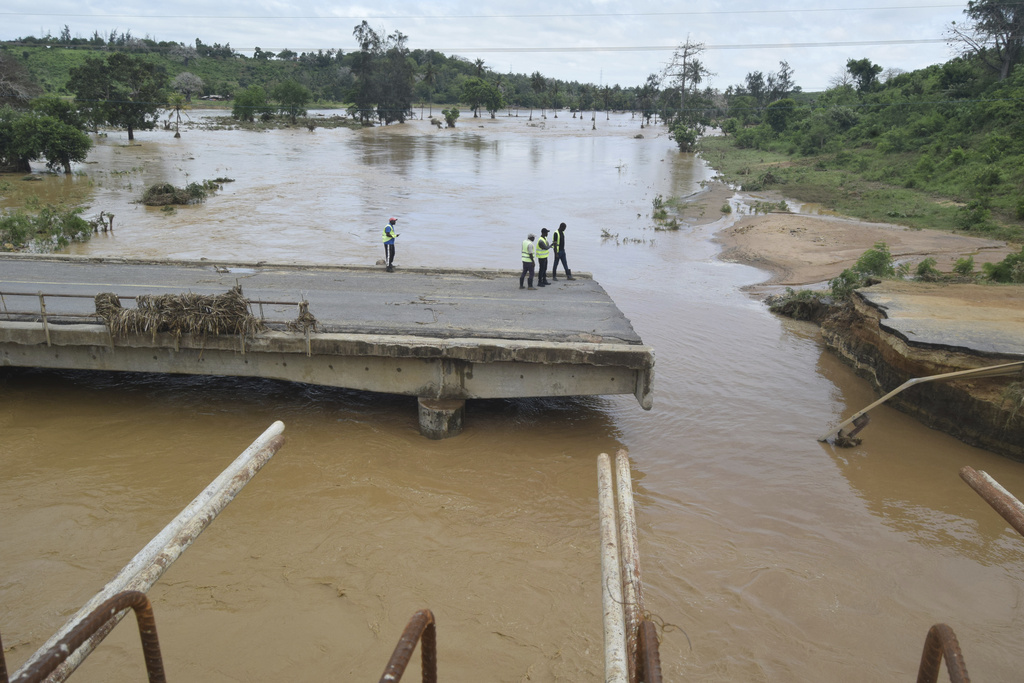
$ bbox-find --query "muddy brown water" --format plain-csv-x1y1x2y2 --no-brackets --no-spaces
3,111,1024,681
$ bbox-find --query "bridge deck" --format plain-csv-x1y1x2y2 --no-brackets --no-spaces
0,256,654,435
1,255,642,345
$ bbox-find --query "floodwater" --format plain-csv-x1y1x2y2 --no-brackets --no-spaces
3,110,1024,681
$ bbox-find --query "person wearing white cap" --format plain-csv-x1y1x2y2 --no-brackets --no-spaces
520,233,536,290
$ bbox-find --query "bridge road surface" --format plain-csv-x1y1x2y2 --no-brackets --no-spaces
0,255,644,345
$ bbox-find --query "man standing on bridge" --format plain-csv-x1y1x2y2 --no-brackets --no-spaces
382,217,399,272
520,233,537,290
551,222,574,281
536,228,551,287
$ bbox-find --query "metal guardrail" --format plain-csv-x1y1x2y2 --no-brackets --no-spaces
0,290,308,331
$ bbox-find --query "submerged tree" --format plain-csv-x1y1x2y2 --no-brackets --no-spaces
348,22,414,125
232,85,273,122
67,53,167,140
663,37,713,127
273,80,312,123
0,107,91,173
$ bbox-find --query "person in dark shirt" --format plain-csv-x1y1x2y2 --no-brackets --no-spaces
550,222,574,281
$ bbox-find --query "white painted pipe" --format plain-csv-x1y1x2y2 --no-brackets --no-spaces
615,449,644,683
598,453,628,683
13,421,286,683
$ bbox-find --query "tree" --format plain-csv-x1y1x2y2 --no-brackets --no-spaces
171,72,204,103
422,54,437,115
846,58,883,92
347,22,414,125
351,21,382,124
0,108,91,173
67,53,168,140
637,74,660,127
232,85,272,121
376,31,414,124
15,113,92,173
530,71,546,118
272,80,312,123
949,0,1024,80
461,77,504,118
764,98,797,132
0,51,40,105
167,92,186,137
31,96,84,130
663,37,713,127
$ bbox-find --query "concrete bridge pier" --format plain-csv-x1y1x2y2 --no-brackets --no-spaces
417,398,466,439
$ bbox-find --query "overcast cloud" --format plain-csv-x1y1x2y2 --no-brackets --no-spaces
2,1,969,92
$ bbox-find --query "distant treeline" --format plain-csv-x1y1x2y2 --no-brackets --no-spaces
2,28,645,113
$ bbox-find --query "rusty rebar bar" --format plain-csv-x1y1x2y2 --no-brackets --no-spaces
960,466,1024,539
378,609,437,683
637,620,662,683
1,630,9,683
916,623,969,683
12,591,165,683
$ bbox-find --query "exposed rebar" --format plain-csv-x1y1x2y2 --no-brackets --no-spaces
638,620,663,683
916,623,969,683
378,609,437,683
11,591,166,683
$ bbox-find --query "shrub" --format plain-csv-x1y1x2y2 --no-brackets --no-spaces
953,256,974,275
0,204,91,251
670,123,700,152
982,246,1024,282
955,199,991,231
829,268,863,299
141,180,221,206
853,242,895,277
915,257,942,281
441,108,459,127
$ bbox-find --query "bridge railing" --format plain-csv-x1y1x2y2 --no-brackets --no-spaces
0,289,310,335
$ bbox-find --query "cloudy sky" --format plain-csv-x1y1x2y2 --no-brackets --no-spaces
3,1,970,91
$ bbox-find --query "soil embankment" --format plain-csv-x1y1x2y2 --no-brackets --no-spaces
706,183,1024,458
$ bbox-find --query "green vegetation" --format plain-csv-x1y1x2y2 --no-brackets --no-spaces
0,202,92,251
0,105,92,172
141,179,223,206
701,55,1024,243
982,246,1024,282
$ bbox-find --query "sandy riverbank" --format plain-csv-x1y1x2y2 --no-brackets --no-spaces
706,185,1016,288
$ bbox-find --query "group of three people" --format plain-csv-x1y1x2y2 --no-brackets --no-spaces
520,223,573,290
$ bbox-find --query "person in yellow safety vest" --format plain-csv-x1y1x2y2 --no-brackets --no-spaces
536,228,551,287
550,222,574,280
382,217,399,272
520,233,537,290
